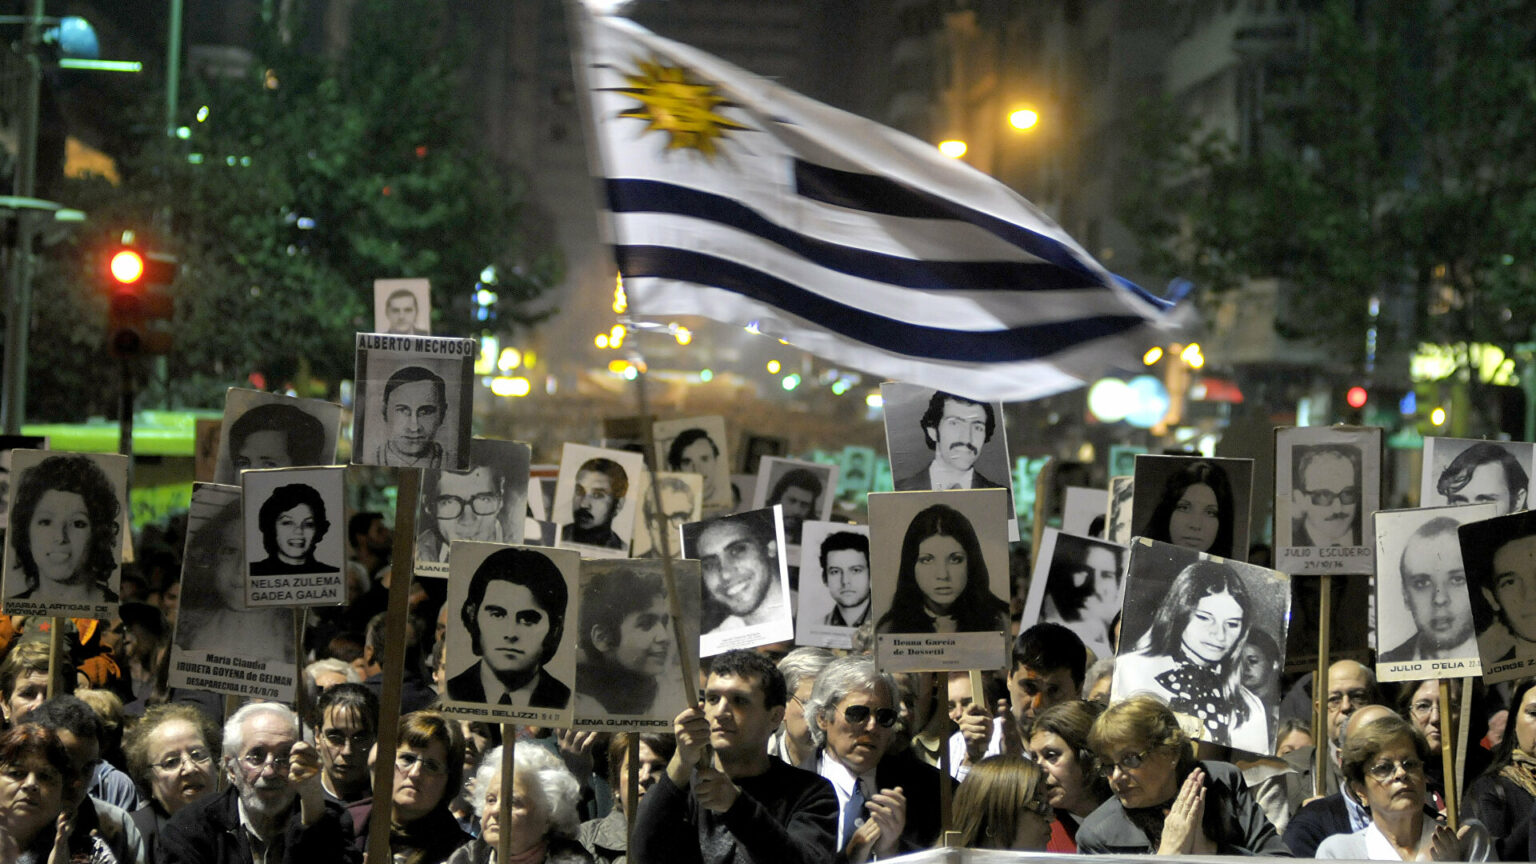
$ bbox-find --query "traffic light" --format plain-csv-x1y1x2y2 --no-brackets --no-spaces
103,242,178,357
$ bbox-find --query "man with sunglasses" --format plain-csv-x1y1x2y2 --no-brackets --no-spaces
633,649,837,864
161,702,361,864
806,656,945,858
1291,445,1362,547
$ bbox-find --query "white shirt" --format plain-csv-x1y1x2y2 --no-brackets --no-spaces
945,717,1007,781
818,751,878,846
1316,817,1492,860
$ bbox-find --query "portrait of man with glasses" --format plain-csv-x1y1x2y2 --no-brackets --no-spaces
415,439,529,576
1290,444,1362,547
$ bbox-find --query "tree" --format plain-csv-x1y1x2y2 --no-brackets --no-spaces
20,0,559,420
1122,0,1536,430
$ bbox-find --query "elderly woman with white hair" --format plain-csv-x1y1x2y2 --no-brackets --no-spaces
448,744,593,864
805,655,946,861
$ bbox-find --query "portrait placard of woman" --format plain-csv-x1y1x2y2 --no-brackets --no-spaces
4,452,125,614
1113,541,1290,754
876,502,1009,635
249,483,339,576
1132,456,1253,562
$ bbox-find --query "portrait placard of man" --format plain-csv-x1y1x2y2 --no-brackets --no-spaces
1425,438,1533,516
753,458,836,548
1374,505,1495,678
415,439,530,574
794,521,871,650
352,335,474,472
213,390,341,486
373,278,431,335
1290,444,1362,547
818,530,870,628
561,459,628,550
1461,510,1536,683
891,390,1007,491
682,507,793,653
1022,528,1124,662
446,545,575,711
375,366,446,468
654,416,732,515
632,472,701,559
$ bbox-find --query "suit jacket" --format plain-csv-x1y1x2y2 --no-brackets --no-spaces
1379,634,1421,662
1281,793,1355,857
893,464,1006,492
446,661,571,708
874,749,947,850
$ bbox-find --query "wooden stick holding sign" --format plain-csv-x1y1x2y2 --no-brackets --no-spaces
364,467,422,862
936,675,952,834
499,732,516,864
627,736,640,851
1439,679,1458,829
1314,574,1331,800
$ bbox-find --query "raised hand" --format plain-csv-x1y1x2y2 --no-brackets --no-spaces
1157,767,1207,856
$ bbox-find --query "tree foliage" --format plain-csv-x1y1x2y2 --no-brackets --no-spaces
22,0,559,420
1122,0,1536,379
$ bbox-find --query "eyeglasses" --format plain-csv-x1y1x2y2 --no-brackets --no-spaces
395,752,448,776
1366,757,1424,782
432,493,501,519
1326,689,1372,709
240,748,292,773
1409,700,1438,719
1301,487,1360,507
153,749,213,773
1097,749,1151,778
842,705,899,728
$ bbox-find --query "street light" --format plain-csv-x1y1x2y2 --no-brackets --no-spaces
938,140,967,159
1009,108,1039,131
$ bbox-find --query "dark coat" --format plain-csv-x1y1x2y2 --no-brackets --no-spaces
445,662,571,708
1076,760,1289,856
1280,793,1353,858
872,749,947,851
159,786,361,864
1465,772,1535,862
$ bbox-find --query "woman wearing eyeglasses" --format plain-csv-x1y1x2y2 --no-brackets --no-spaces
949,755,1052,850
1028,700,1112,852
354,711,471,864
1317,713,1490,860
1113,560,1269,754
804,656,944,861
1465,677,1536,861
1076,694,1286,855
124,703,223,862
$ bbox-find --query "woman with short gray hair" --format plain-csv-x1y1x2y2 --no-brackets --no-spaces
448,745,592,864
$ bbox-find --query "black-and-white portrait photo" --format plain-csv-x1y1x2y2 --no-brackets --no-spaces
169,483,296,700
351,334,475,470
573,558,700,727
682,506,793,656
213,389,341,485
1373,503,1495,681
740,434,787,475
794,521,871,649
1113,539,1289,754
1107,476,1135,546
0,436,47,524
1023,528,1124,661
752,457,837,549
1422,437,1534,516
374,277,431,335
1461,510,1536,684
444,542,578,722
882,383,1013,493
241,467,346,606
3,451,126,618
415,438,531,577
870,488,1011,671
553,444,644,557
836,445,875,500
654,416,732,515
1131,454,1253,561
629,471,702,559
1275,426,1380,575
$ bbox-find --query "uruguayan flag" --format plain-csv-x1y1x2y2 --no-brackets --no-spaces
574,6,1188,401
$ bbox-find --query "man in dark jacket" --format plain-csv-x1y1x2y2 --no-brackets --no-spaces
160,702,360,864
633,650,837,864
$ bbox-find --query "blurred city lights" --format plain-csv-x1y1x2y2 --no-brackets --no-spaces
700,369,713,382
613,273,627,313
1087,378,1130,423
1009,108,1039,130
1180,343,1205,369
782,374,801,391
1143,346,1164,365
675,326,692,345
1431,407,1447,426
1346,386,1368,409
498,347,522,371
196,105,209,122
608,360,629,374
865,392,884,408
938,139,967,158
831,379,850,395
623,366,638,381
766,360,781,374
595,334,608,348
490,376,530,397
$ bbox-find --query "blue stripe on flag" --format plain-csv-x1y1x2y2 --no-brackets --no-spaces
615,245,1148,363
606,179,1101,293
792,160,1175,312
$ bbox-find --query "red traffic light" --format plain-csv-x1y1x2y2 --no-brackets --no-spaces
1346,386,1368,409
109,250,145,284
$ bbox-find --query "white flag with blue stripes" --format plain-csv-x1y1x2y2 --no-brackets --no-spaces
575,6,1187,402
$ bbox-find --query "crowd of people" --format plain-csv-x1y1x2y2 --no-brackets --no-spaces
0,495,1528,864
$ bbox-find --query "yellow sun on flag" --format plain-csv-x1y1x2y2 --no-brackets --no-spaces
612,57,750,156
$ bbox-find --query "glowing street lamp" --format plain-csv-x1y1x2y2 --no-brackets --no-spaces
1009,108,1039,131
938,139,967,159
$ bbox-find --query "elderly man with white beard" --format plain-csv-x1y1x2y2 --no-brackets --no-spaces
160,702,360,864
